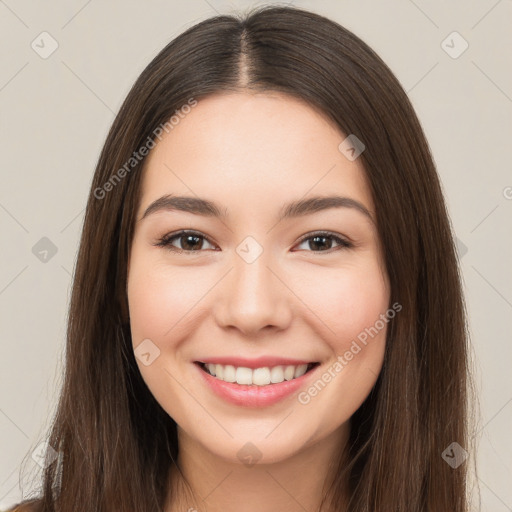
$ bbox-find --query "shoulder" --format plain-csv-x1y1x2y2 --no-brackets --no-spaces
3,499,42,512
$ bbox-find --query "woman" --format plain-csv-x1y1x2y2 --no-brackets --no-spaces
9,5,477,511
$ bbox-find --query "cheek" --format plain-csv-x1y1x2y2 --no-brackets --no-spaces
128,273,174,341
127,256,201,345
126,254,194,407
292,264,389,424
295,262,389,346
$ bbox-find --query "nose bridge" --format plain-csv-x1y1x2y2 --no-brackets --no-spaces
215,238,291,335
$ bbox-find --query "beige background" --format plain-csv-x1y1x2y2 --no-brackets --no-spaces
0,0,511,510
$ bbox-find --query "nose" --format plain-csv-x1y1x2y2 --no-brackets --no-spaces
214,249,293,338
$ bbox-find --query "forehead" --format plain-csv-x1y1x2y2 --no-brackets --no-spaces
137,91,374,220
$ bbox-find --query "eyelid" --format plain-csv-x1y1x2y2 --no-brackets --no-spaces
294,230,353,249
153,229,217,253
153,229,354,254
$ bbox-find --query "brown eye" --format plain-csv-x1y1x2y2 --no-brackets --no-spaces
154,230,352,255
154,230,216,254
294,232,352,253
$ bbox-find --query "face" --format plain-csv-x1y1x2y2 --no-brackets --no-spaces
127,91,390,465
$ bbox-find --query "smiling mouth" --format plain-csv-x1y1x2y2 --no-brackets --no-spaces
195,361,320,386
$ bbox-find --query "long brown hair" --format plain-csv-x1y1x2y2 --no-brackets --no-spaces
11,5,478,511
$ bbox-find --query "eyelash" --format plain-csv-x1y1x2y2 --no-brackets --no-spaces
153,230,353,255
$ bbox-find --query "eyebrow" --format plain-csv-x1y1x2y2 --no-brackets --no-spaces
139,194,374,224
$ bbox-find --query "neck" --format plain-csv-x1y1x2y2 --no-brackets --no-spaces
164,423,351,512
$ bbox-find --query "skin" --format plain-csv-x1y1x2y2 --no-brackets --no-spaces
126,91,390,512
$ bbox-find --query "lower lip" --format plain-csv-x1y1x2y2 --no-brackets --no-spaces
194,363,318,407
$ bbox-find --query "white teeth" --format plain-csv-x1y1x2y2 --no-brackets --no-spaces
203,362,313,386
252,367,271,386
294,364,308,378
284,365,295,381
235,367,252,385
223,365,236,382
270,366,285,383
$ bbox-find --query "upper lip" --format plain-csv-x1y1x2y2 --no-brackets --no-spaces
196,356,317,369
